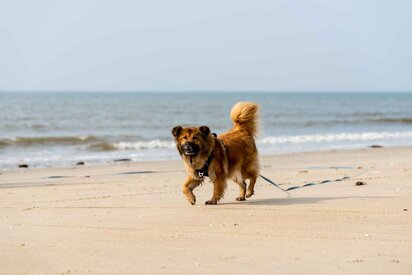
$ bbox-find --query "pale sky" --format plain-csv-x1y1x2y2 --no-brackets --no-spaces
1,0,411,92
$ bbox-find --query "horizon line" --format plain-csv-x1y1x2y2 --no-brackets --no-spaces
1,90,412,94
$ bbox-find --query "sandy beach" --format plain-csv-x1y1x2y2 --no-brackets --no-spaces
1,147,411,274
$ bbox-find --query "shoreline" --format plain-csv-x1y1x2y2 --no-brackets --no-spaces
2,144,411,172
1,146,411,274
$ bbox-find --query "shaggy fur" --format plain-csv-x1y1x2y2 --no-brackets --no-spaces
172,101,260,205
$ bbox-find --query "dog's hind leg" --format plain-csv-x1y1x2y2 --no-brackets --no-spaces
235,181,247,201
205,178,227,205
231,170,246,201
183,176,202,205
246,175,257,198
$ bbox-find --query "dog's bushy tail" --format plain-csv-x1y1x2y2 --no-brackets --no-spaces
230,101,259,137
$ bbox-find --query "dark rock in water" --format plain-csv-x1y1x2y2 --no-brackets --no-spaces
76,161,85,166
369,145,383,148
355,181,366,186
114,158,132,162
18,164,29,168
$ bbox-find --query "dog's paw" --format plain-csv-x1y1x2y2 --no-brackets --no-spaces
187,197,196,205
183,191,196,205
205,200,217,205
245,190,254,198
236,196,246,201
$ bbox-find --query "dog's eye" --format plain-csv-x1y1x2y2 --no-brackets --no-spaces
193,137,198,141
182,136,188,140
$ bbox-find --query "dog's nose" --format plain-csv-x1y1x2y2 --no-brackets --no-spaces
183,142,195,151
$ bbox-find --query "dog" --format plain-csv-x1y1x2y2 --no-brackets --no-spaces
172,101,260,205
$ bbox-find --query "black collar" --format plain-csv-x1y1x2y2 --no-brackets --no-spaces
195,154,213,179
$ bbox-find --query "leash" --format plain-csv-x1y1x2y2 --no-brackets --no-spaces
259,167,369,193
259,174,290,193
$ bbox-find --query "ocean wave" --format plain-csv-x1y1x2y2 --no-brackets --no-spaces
0,135,175,150
260,131,412,144
0,139,9,147
0,136,98,147
371,118,412,124
2,131,411,151
265,117,412,127
113,140,175,150
87,142,117,151
87,140,175,151
89,131,412,151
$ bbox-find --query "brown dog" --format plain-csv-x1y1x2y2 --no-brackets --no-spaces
172,101,260,205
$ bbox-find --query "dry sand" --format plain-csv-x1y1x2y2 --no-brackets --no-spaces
1,147,411,274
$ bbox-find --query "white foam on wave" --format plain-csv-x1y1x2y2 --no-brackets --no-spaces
260,131,412,144
110,131,412,151
113,140,175,150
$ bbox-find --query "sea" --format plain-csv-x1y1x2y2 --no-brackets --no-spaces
1,92,411,169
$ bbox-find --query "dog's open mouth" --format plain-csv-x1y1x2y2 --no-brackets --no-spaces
183,143,198,156
184,148,197,156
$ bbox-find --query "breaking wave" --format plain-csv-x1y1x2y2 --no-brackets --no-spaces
371,118,412,124
260,131,412,144
87,140,174,151
88,131,412,151
113,140,174,150
0,136,98,147
1,131,411,151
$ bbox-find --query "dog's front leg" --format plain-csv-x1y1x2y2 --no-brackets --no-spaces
182,176,202,205
205,177,227,205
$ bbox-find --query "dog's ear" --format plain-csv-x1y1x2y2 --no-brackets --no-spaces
199,126,210,137
172,126,183,138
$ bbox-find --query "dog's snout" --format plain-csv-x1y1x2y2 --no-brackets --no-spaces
183,142,195,151
182,142,198,156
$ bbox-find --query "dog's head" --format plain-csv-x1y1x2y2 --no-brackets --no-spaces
171,126,212,160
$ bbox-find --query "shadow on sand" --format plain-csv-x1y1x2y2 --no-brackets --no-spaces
220,196,392,206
